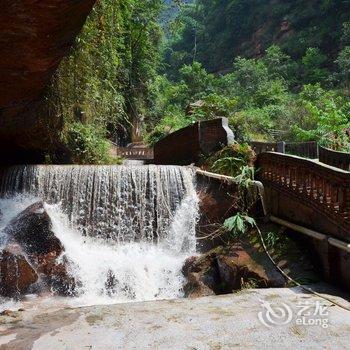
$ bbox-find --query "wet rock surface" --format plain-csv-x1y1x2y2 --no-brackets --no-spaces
1,202,74,298
5,202,63,256
183,241,287,298
0,244,38,298
0,286,349,349
187,218,320,298
36,254,77,296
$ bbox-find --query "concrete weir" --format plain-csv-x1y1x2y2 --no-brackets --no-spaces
0,286,349,349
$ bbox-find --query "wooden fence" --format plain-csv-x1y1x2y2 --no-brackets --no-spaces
285,141,318,159
251,141,318,158
250,142,284,155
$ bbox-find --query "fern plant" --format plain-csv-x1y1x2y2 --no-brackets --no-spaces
211,157,245,177
222,165,258,239
223,213,256,239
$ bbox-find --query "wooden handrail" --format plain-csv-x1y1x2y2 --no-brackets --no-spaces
319,145,350,171
258,152,350,239
251,141,349,171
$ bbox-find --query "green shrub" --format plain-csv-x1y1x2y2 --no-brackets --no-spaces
292,84,350,151
336,46,350,89
66,123,121,165
146,128,169,146
205,143,256,177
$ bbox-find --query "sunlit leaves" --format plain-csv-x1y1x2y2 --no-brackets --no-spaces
223,213,256,238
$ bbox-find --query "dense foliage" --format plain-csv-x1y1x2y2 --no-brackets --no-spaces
204,143,256,177
164,0,350,75
55,0,163,162
53,0,350,163
66,123,122,165
149,0,350,151
150,52,350,150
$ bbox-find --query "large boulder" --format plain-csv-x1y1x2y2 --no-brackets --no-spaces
2,201,76,296
183,241,287,298
215,242,286,290
0,244,38,298
182,255,217,298
5,201,63,256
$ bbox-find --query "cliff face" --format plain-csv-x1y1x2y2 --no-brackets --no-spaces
0,0,96,163
167,0,350,74
236,0,348,58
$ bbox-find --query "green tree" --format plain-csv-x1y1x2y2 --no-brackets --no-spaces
341,22,350,46
263,45,298,85
301,48,328,85
179,61,215,99
336,46,350,90
232,57,268,106
57,0,163,159
292,84,350,151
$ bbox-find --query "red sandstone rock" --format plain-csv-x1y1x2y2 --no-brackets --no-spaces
184,272,216,299
183,241,286,298
0,244,38,298
215,242,286,290
0,0,96,159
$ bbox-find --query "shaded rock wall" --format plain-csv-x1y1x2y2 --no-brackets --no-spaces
0,0,96,164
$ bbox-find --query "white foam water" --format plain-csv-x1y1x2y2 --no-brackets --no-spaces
0,165,199,305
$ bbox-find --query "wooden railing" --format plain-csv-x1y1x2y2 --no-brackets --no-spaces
251,141,318,158
110,146,154,160
319,146,350,171
251,141,349,171
285,141,318,159
250,141,283,155
258,152,350,241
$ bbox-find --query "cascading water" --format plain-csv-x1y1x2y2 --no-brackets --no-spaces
0,165,199,305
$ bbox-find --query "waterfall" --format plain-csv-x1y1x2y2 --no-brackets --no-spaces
0,165,199,304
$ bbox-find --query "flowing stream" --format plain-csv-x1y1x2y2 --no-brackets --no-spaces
0,165,199,306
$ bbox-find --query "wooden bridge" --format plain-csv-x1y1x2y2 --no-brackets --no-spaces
250,140,350,239
255,150,349,289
